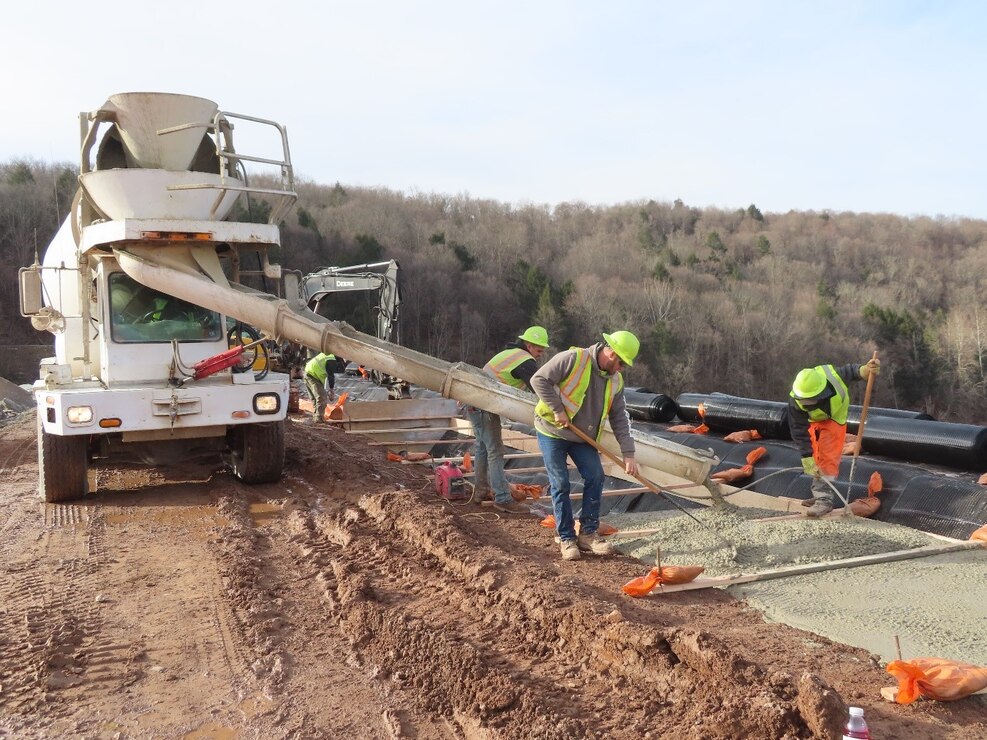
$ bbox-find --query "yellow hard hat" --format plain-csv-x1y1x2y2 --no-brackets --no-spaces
791,367,827,400
602,330,640,367
518,325,549,348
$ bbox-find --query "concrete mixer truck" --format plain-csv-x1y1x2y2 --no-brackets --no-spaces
19,91,719,504
19,93,296,502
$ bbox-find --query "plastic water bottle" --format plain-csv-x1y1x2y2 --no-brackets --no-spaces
843,707,870,739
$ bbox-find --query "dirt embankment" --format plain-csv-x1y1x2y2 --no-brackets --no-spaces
0,412,983,739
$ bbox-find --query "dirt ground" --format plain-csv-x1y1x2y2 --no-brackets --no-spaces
1,411,985,739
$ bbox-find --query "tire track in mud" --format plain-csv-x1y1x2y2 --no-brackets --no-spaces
0,430,41,558
280,474,598,738
0,499,106,734
277,440,827,740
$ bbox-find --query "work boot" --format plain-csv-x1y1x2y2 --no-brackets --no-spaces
560,539,581,561
800,497,816,507
805,498,834,518
576,533,614,555
472,487,492,503
492,500,529,514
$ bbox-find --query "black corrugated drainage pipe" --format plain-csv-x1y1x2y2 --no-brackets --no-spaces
623,390,678,423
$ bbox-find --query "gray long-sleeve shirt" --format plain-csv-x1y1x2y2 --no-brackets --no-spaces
530,342,635,458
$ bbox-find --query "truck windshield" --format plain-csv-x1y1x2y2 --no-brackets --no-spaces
109,273,222,343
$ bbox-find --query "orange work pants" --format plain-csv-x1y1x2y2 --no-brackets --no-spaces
809,419,846,477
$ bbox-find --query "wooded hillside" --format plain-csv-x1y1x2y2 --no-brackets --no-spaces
3,159,986,422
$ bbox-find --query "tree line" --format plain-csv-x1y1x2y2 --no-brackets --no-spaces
3,159,986,422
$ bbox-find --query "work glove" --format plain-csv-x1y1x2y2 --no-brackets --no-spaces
859,358,881,379
801,456,820,477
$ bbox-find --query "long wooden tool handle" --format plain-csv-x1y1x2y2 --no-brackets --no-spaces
564,422,662,496
852,350,879,458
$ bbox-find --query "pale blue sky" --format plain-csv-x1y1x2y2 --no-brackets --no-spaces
3,1,985,218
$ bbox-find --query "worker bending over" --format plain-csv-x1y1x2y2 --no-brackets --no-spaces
531,330,639,561
304,352,337,423
788,358,880,517
468,326,550,514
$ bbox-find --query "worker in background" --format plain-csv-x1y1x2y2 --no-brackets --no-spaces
304,352,337,423
468,326,550,514
531,330,640,561
788,358,881,517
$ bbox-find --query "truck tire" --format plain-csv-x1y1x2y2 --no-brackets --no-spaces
228,421,285,484
37,414,89,502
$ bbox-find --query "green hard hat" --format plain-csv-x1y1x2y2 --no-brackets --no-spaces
791,367,827,400
518,325,549,348
602,330,640,367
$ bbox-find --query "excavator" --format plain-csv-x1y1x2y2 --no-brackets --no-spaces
18,92,717,502
280,260,409,398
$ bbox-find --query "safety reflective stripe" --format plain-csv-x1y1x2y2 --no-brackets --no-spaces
558,349,592,414
797,364,850,424
483,348,533,389
820,364,850,423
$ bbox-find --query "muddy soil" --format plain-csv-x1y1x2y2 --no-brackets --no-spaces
0,411,984,739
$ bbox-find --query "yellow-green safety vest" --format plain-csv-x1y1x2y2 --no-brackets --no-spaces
483,348,534,389
535,347,624,441
792,364,850,424
305,353,335,383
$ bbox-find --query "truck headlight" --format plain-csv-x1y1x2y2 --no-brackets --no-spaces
66,405,94,424
253,393,281,415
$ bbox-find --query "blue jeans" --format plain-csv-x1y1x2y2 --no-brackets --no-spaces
467,408,511,504
536,431,604,542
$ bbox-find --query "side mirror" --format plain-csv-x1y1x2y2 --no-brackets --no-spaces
19,266,44,316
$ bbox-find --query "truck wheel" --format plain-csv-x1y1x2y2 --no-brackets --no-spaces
37,414,89,502
228,421,285,484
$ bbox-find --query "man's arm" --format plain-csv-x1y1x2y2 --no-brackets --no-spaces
511,358,538,393
608,389,638,475
787,401,813,458
834,363,864,386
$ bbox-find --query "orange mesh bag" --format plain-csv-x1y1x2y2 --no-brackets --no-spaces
461,451,473,473
657,565,705,585
969,525,987,543
666,423,709,434
325,391,349,420
745,447,767,465
510,483,545,501
622,568,661,597
540,515,556,528
724,429,762,443
978,472,987,486
404,452,431,462
849,472,884,517
386,451,404,462
711,447,767,483
886,658,987,703
711,466,752,484
849,497,880,517
622,565,705,597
